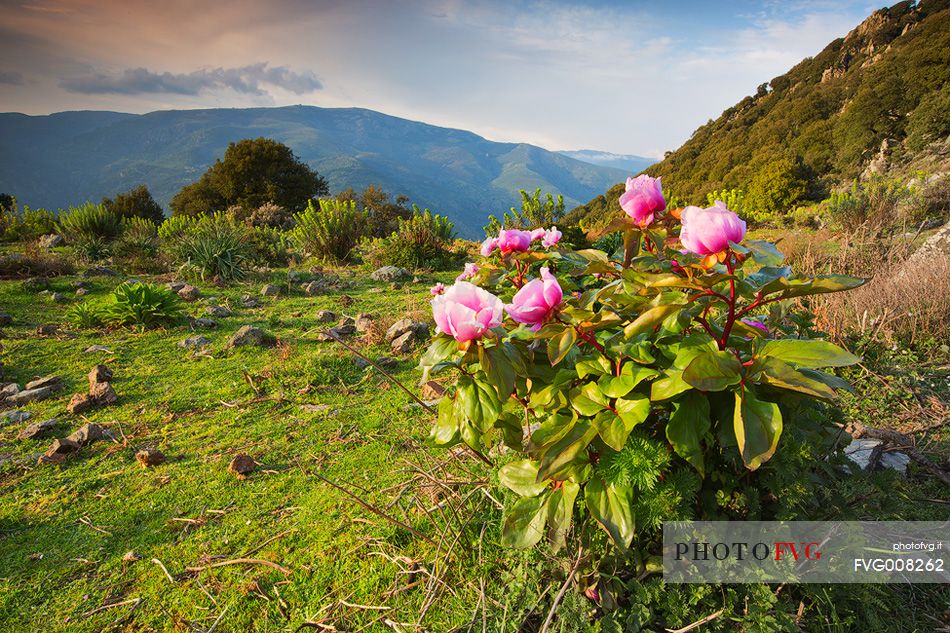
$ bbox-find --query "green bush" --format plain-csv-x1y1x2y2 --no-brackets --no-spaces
114,217,159,258
158,214,204,241
485,188,565,235
65,302,105,329
363,207,458,270
291,199,365,262
825,177,911,232
171,217,251,281
743,158,810,222
57,203,122,243
72,235,113,262
0,201,58,242
103,282,183,328
247,224,292,266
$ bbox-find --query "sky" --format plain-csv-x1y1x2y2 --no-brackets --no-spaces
0,0,880,157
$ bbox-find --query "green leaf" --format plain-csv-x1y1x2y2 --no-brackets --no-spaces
753,357,838,400
429,394,461,446
547,327,577,366
798,368,855,393
744,239,785,266
666,392,710,476
479,344,517,400
758,339,861,368
418,334,459,381
623,303,685,339
734,386,783,471
570,382,609,416
683,350,742,392
592,395,650,451
670,333,720,369
597,363,660,398
499,459,549,497
527,410,577,453
650,370,692,401
575,355,613,379
615,395,651,432
746,266,791,290
761,274,865,299
501,494,548,549
457,375,502,431
537,422,596,481
585,477,635,548
546,481,579,552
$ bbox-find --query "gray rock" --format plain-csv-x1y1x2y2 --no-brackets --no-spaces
301,280,325,296
412,276,423,283
44,438,81,459
25,376,63,391
23,277,49,290
66,423,109,446
90,382,118,405
84,345,112,353
191,318,218,329
18,419,57,440
333,322,356,336
11,386,56,404
315,310,337,323
71,280,88,289
0,313,12,326
391,331,415,354
37,234,63,248
228,453,256,478
370,266,411,282
287,271,302,284
166,281,187,292
88,364,113,387
36,324,59,336
844,438,911,474
227,325,275,348
240,295,260,308
125,278,142,286
178,285,200,301
49,292,67,303
75,288,88,297
83,266,118,277
66,393,94,414
261,284,280,297
1,410,31,425
135,448,165,467
375,356,398,371
355,313,375,332
0,383,20,399
385,319,430,343
178,336,210,348
206,305,233,318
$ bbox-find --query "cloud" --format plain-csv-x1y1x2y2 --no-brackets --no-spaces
60,63,322,96
0,70,24,85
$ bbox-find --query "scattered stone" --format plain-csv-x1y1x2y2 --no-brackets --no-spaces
368,288,384,294
1,410,31,425
135,448,166,467
45,438,81,458
375,356,398,371
89,382,118,405
0,313,12,326
301,280,325,296
240,294,260,308
412,276,423,283
10,386,56,404
25,375,63,391
421,381,446,400
370,266,411,282
191,317,218,329
206,305,233,318
18,419,57,440
178,285,200,301
391,331,415,354
37,234,64,248
23,277,49,290
36,324,59,336
315,310,337,323
355,313,375,332
844,438,911,474
125,278,142,286
261,283,280,297
390,282,403,290
166,281,187,292
66,423,108,446
287,271,302,284
337,294,354,308
385,319,430,343
227,325,275,348
332,317,356,336
66,393,94,414
88,364,113,387
72,280,88,289
75,288,88,297
83,266,118,277
49,292,67,303
178,336,210,348
122,551,142,562
228,453,256,479
0,383,20,399
84,345,112,353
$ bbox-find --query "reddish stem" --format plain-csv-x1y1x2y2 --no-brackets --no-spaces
718,256,737,350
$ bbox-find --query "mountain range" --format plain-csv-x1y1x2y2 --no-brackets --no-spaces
0,106,633,238
557,150,655,174
567,0,950,227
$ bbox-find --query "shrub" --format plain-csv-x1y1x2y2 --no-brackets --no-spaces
247,224,292,266
291,199,365,262
825,177,911,232
0,201,58,242
102,184,165,223
233,201,296,230
114,217,159,258
57,202,123,243
420,192,863,589
71,235,113,262
172,218,251,281
158,214,203,241
363,207,458,269
103,282,183,328
485,188,565,236
743,157,810,222
65,302,105,329
0,249,75,279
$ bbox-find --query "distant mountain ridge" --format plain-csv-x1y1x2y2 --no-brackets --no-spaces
567,0,950,228
557,150,655,174
0,105,631,238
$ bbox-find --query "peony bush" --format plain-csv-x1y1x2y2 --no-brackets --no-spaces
419,176,864,580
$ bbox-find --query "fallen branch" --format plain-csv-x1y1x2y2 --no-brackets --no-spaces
186,558,292,576
665,608,724,633
539,548,583,633
81,597,141,617
848,422,950,487
151,558,175,584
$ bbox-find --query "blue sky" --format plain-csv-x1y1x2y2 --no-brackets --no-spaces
0,0,879,156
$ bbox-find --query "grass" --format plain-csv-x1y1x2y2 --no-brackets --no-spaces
0,249,948,632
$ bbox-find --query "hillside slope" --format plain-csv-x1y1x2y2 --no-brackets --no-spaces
0,106,629,238
567,0,950,227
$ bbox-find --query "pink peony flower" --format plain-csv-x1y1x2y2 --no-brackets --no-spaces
530,228,546,241
480,237,499,257
679,201,747,255
430,282,445,296
619,175,666,227
456,262,479,281
497,228,534,254
505,267,563,331
542,226,562,248
431,281,504,342
740,318,768,335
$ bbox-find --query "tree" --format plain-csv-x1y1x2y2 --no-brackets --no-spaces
745,157,811,219
0,194,14,215
170,138,328,217
335,184,413,237
102,184,165,223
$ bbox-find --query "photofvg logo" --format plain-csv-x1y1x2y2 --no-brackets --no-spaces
663,521,948,584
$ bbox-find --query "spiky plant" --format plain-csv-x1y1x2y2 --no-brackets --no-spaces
103,282,183,328
290,199,365,262
57,203,122,243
